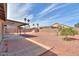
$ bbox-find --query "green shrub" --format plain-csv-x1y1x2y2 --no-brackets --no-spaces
60,27,78,37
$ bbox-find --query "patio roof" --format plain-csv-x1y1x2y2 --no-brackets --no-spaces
6,19,29,27
6,19,25,26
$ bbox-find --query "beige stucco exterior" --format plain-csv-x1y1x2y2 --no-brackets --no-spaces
0,19,5,41
0,3,6,42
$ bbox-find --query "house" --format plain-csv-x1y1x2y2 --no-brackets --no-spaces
52,23,61,28
52,23,71,28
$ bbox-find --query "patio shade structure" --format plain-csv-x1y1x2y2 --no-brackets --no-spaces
6,19,27,34
18,18,30,34
18,22,29,34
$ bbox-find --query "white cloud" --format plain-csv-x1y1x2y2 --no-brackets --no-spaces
52,12,79,23
37,4,70,18
38,4,58,16
27,14,34,20
7,3,33,20
17,4,32,13
33,14,60,24
32,9,79,27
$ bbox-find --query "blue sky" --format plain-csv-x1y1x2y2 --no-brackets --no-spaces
7,3,79,27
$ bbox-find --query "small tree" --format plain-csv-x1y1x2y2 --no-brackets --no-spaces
57,25,62,36
37,24,39,29
33,24,35,27
36,24,39,32
24,18,30,28
60,27,78,40
74,23,79,27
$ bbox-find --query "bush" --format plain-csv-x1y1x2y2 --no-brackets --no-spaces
60,27,78,37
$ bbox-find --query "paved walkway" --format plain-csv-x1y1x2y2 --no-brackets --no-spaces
0,34,48,56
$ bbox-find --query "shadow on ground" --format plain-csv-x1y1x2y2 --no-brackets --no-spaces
39,48,58,56
63,37,79,41
40,51,58,56
20,34,38,38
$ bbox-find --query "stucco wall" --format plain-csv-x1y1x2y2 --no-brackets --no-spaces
0,19,5,41
6,25,18,34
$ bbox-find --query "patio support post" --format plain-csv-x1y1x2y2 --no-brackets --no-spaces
17,27,19,35
0,20,3,43
24,18,26,34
